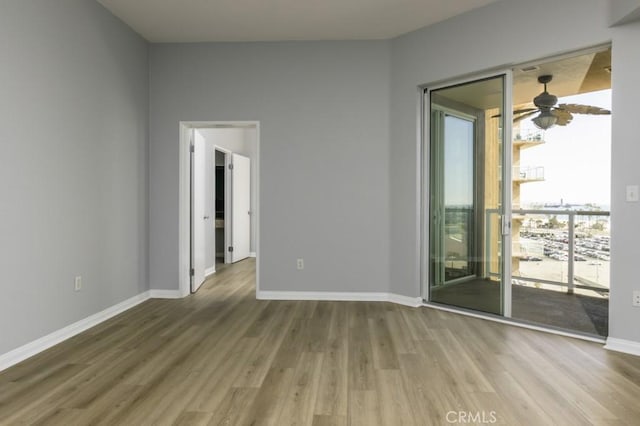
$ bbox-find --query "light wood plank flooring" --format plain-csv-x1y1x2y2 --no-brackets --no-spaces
1,258,640,425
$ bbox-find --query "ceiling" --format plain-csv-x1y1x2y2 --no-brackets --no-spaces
96,0,500,42
512,49,611,106
433,47,612,111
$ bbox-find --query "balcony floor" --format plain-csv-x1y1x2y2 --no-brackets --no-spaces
431,279,608,337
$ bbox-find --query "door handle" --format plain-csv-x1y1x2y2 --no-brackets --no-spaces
501,216,511,236
204,216,210,220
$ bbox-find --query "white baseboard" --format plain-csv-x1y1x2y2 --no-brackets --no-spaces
605,337,640,356
388,293,423,307
0,291,151,373
256,291,422,307
149,289,187,299
257,291,387,302
205,267,216,277
249,252,256,258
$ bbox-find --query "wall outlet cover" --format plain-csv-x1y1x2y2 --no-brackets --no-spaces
626,185,639,202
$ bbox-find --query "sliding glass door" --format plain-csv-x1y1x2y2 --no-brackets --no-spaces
426,74,511,316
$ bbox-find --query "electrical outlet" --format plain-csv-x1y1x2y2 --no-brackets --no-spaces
626,185,639,202
296,258,304,270
74,276,82,292
633,291,640,307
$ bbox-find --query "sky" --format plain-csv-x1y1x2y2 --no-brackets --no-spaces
517,89,611,207
444,115,474,206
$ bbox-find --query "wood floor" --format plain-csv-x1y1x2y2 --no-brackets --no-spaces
1,259,640,425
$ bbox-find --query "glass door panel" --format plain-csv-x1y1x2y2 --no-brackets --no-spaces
428,75,507,315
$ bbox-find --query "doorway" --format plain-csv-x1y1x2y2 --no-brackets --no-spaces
508,46,612,336
422,46,612,338
178,121,260,297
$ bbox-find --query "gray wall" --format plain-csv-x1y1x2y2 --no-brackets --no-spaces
0,0,149,355
389,0,640,343
610,20,640,343
149,41,391,293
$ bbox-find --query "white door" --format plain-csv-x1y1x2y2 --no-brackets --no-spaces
231,153,251,263
191,130,206,292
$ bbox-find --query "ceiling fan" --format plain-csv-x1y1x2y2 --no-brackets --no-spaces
512,75,611,130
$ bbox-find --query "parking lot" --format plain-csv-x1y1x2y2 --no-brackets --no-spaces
515,232,610,293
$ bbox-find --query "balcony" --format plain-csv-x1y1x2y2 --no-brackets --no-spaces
513,166,544,183
479,208,610,336
511,209,610,336
513,129,545,149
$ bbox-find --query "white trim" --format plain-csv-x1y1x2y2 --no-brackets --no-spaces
258,291,388,302
422,302,606,344
388,293,423,307
249,252,256,258
254,122,261,298
418,86,428,301
214,145,232,154
149,289,188,299
224,152,233,264
0,291,151,373
205,266,216,277
179,123,192,298
502,70,514,318
256,291,422,307
605,337,640,357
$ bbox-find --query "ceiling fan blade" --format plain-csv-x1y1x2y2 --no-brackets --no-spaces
552,108,573,126
513,107,538,115
513,110,538,123
492,107,538,118
557,103,611,115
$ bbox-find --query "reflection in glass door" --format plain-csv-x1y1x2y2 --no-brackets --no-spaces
427,75,510,316
431,112,476,285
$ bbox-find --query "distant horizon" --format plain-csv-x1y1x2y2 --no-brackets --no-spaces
522,200,610,209
445,201,610,209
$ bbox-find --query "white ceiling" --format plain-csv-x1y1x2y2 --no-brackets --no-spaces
96,0,500,42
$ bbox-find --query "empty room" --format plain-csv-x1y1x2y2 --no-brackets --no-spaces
1,0,640,424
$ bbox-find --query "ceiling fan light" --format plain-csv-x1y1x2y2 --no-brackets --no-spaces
532,110,557,130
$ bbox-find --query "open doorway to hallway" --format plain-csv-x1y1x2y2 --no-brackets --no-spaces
179,122,260,297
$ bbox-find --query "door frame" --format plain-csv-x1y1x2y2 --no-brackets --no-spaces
419,70,513,317
178,121,260,298
430,104,482,289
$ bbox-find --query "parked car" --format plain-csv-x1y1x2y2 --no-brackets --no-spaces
520,255,542,262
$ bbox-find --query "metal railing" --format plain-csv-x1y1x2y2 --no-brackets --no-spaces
513,166,544,181
487,209,610,295
513,129,544,142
